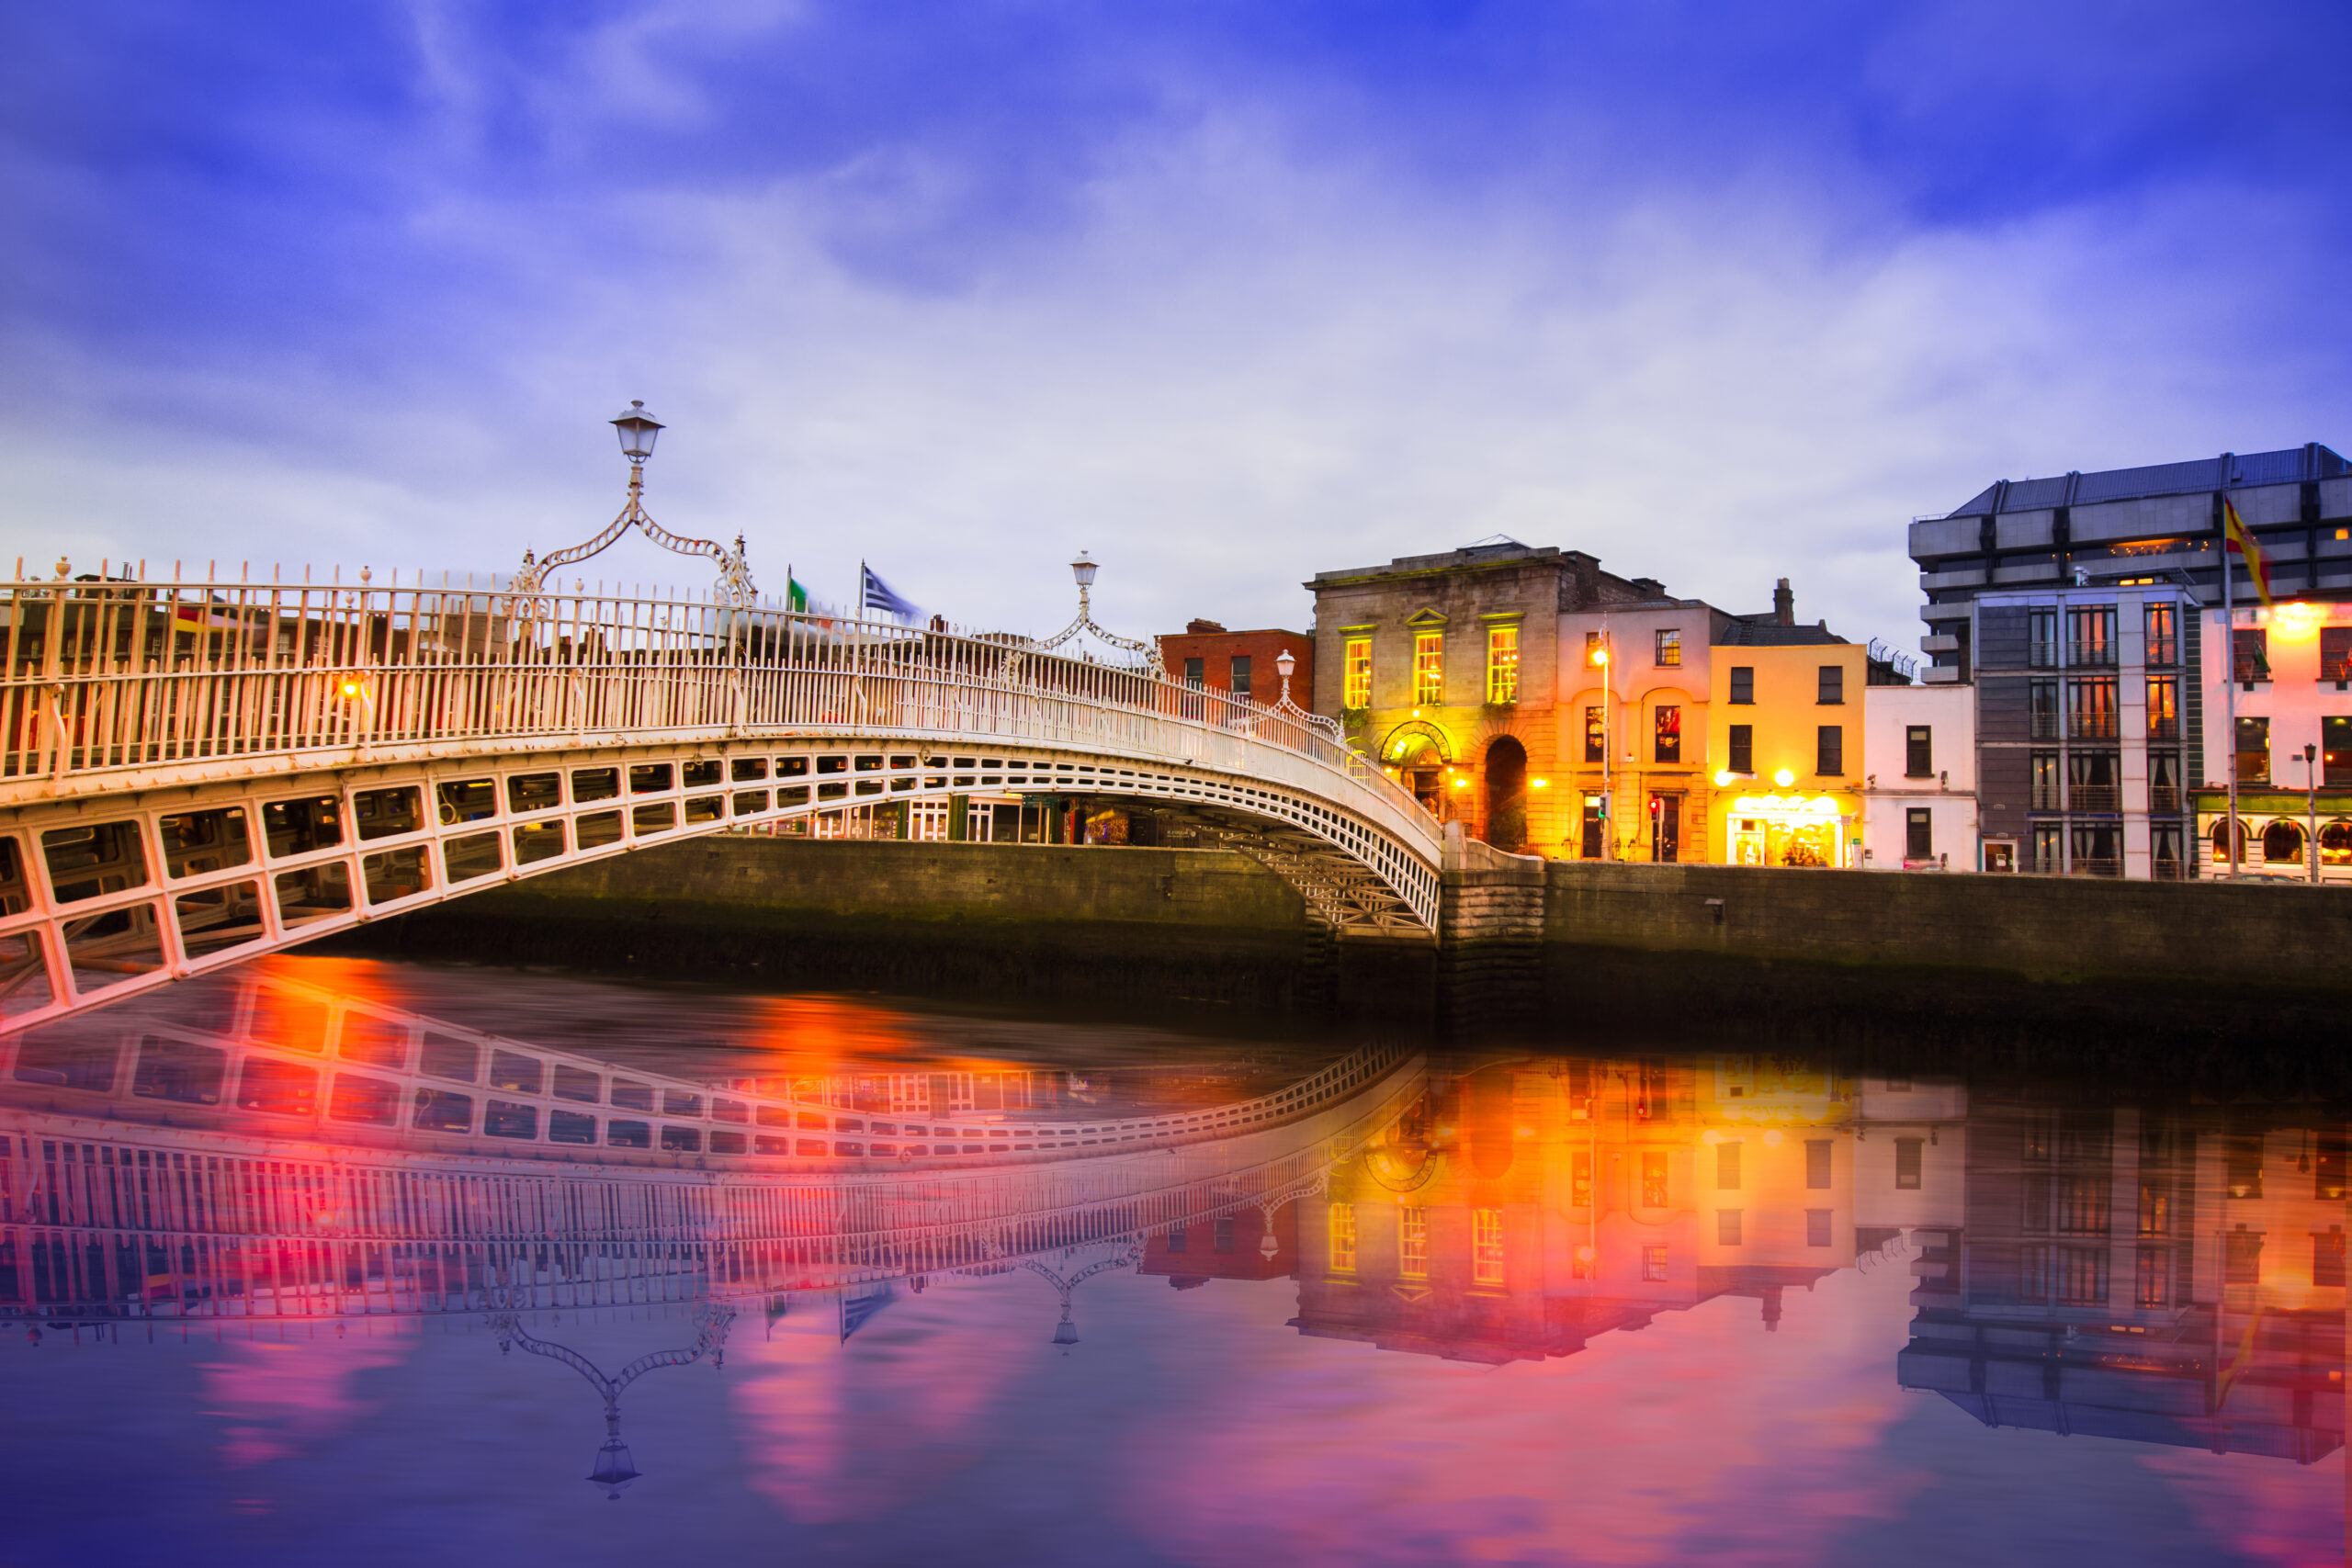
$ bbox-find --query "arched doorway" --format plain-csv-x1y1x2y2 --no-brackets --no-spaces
2211,818,2249,865
2262,818,2305,867
1378,720,1453,818
1484,737,1528,852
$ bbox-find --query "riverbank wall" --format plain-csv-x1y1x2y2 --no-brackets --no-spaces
332,837,2352,1078
336,837,1437,1028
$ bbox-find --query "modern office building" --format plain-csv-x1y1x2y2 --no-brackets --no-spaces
1906,444,2351,875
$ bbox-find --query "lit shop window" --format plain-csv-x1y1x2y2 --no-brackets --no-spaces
1329,1201,1358,1272
1399,1206,1429,1279
1343,637,1372,709
1472,1208,1505,1285
1640,1152,1669,1209
1414,633,1444,705
1487,626,1519,705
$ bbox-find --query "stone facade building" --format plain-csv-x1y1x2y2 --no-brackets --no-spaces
1306,542,1652,852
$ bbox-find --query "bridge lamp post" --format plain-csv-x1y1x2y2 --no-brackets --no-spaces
611,400,664,504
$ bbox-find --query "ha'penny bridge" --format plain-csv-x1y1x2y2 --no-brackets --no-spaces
0,403,1446,1032
0,971,1425,1326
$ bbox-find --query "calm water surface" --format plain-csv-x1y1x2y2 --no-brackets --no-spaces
4,956,2342,1566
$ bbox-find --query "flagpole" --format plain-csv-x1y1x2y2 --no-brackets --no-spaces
2223,499,2239,879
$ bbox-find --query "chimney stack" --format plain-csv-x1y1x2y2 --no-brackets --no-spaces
1773,579,1794,627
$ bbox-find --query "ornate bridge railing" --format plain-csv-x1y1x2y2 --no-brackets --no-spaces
0,570,1414,818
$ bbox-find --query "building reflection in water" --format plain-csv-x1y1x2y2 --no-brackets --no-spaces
1896,1092,2346,1464
0,959,2340,1525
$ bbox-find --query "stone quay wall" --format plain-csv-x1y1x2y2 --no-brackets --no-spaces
334,836,2352,1069
339,837,1433,1026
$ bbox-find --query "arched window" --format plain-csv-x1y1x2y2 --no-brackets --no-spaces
2211,818,2248,863
2321,820,2352,867
2262,819,2304,864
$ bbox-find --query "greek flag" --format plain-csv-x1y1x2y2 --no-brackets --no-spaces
861,562,920,623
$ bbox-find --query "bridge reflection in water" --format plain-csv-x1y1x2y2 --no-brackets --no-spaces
3,976,2342,1549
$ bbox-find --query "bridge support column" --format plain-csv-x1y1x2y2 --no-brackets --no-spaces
1437,823,1546,1038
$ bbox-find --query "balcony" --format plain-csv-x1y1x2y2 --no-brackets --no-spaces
2151,858,2188,882
2030,786,2062,811
2029,640,2059,670
2324,656,2352,684
2030,713,2062,740
2148,716,2179,740
2068,713,2120,740
2070,858,2124,878
2232,659,2269,684
2149,785,2182,814
1920,666,1962,685
2067,640,2117,668
2069,784,2120,813
2145,638,2177,668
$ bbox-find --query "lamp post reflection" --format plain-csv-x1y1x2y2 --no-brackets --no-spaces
486,1278,736,1500
1015,1240,1144,1350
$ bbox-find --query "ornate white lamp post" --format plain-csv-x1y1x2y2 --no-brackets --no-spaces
511,402,755,606
1035,551,1163,678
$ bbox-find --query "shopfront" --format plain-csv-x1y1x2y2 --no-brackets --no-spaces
1724,791,1858,869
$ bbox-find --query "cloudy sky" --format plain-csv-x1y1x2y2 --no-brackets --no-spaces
7,2,2349,648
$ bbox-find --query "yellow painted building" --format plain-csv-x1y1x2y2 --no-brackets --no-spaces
1706,632,1868,868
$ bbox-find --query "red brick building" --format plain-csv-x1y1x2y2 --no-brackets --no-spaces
1139,1200,1299,1285
1155,620,1315,708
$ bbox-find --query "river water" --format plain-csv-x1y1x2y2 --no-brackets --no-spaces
3,955,2342,1566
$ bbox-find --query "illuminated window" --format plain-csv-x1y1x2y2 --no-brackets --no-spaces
1715,1140,1740,1190
2144,602,2178,667
1472,1208,1505,1284
1716,1209,1743,1246
1487,626,1519,704
2235,717,2271,784
2224,1226,2262,1284
2146,675,2178,740
1399,1206,1429,1278
1414,632,1444,704
1342,636,1372,709
1572,1150,1593,1209
1328,1201,1358,1272
1655,627,1681,666
2135,1247,2167,1306
1653,705,1680,763
1584,706,1605,764
1640,1152,1669,1208
1641,1245,1668,1282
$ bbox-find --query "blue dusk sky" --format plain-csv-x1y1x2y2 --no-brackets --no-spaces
6,2,2349,646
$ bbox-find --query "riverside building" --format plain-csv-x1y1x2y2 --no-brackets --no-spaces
1906,443,2352,876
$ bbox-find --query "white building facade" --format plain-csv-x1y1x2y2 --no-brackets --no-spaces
1859,683,1979,870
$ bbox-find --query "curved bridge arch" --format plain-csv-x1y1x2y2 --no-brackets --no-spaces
0,571,1442,1030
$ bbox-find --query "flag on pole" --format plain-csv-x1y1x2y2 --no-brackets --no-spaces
2222,497,2274,609
861,562,920,622
785,567,808,613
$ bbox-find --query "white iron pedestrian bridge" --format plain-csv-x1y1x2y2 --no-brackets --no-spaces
0,521,1441,1031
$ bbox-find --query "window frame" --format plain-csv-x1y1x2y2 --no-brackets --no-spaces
1654,627,1681,667
1486,624,1520,705
1341,635,1373,710
1817,664,1845,705
1412,631,1444,705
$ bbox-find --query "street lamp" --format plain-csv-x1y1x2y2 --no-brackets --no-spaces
1070,550,1098,591
611,400,664,466
2301,742,2319,882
